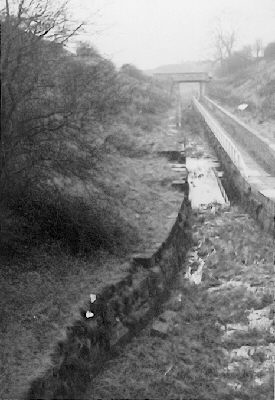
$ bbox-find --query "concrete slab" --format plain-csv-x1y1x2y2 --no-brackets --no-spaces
260,189,275,200
167,213,179,219
168,129,178,134
169,164,186,168
248,177,275,193
188,158,226,208
245,169,271,177
171,168,188,175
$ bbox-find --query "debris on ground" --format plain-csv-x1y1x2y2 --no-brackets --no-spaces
85,204,275,400
237,103,249,111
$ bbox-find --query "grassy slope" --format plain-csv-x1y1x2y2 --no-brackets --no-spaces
0,110,186,399
207,59,275,140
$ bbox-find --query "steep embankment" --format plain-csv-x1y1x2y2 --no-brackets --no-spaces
207,60,275,141
0,110,188,400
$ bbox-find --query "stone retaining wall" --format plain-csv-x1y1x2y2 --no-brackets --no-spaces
202,96,275,176
194,106,275,236
25,196,192,399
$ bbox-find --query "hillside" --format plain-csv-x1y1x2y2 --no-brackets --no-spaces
207,59,275,140
0,108,188,399
1,8,182,398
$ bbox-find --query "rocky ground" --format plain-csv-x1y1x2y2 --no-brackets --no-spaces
84,126,275,400
2,104,274,399
85,203,275,400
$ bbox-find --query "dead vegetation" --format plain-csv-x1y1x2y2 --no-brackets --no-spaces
0,108,187,399
85,126,274,400
1,3,185,397
207,60,275,140
86,203,274,400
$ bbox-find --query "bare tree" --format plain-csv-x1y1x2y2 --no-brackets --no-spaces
1,0,85,198
213,24,237,64
253,38,263,58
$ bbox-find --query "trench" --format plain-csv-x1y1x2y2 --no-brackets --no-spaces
83,105,275,400
24,101,274,399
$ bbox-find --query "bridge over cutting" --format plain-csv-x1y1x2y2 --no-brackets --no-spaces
155,71,275,233
155,72,212,127
154,72,212,98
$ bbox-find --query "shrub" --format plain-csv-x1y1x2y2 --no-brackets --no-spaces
1,188,137,257
1,2,171,259
217,48,253,76
264,42,275,59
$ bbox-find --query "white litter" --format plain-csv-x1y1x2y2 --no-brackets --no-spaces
90,294,97,303
177,294,182,302
86,311,94,318
237,103,248,111
185,259,205,285
190,261,204,284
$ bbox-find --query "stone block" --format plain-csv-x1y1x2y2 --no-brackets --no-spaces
167,212,179,219
157,150,181,161
149,265,163,280
110,322,129,347
132,253,154,268
171,167,188,174
170,163,186,168
172,180,188,187
147,268,164,297
159,310,177,324
179,152,186,164
151,321,169,338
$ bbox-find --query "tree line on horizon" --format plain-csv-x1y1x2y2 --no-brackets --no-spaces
213,25,275,76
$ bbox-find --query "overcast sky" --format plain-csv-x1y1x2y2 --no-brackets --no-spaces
68,0,275,69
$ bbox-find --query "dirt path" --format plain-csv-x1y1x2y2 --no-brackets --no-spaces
84,127,275,400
